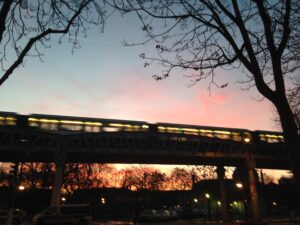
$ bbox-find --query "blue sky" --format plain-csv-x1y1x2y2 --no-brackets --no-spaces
0,12,279,132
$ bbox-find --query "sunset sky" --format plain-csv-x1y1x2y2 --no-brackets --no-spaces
0,12,278,132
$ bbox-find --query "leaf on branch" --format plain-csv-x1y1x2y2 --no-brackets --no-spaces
221,83,228,88
152,75,162,81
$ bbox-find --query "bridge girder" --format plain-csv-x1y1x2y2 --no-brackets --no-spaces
0,126,289,169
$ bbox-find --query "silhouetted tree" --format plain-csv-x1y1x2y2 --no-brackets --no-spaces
0,0,107,85
113,0,300,196
0,162,11,186
120,166,166,191
63,163,96,193
147,171,166,191
189,166,216,184
169,167,191,190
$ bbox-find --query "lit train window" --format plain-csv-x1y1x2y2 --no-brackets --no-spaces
214,130,231,140
243,132,252,143
158,126,166,132
166,127,182,134
83,121,102,132
232,132,242,141
60,120,84,131
40,123,59,130
199,129,213,137
107,123,142,132
60,124,83,131
262,134,284,143
29,122,39,127
28,118,39,127
141,124,149,131
102,127,121,132
0,117,5,125
84,126,101,132
259,134,267,141
5,117,17,126
125,125,141,131
182,128,199,135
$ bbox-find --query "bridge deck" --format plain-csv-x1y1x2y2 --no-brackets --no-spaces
0,126,289,169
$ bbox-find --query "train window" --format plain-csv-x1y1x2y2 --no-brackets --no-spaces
0,117,5,125
182,128,199,135
158,126,166,132
214,130,231,140
199,129,213,137
107,123,141,132
28,118,40,127
259,134,267,141
40,123,59,130
121,125,139,131
83,122,102,132
102,127,121,132
166,127,182,134
214,134,231,140
243,132,252,143
84,126,101,132
59,120,84,131
141,124,149,131
6,117,16,125
262,134,284,143
60,124,83,131
232,133,242,141
28,121,39,127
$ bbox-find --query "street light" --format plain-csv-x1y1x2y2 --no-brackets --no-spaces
193,198,198,203
205,193,211,217
236,182,243,189
235,182,248,221
18,185,25,191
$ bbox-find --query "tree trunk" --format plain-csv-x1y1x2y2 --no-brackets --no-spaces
274,93,300,200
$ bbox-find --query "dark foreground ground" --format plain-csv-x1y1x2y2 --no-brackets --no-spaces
92,219,300,225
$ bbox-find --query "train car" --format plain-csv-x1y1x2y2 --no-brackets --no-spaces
27,113,150,133
0,111,18,126
254,130,284,143
155,122,253,143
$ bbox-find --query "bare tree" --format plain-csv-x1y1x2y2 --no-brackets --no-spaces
112,0,300,196
0,0,107,85
169,167,191,190
120,166,166,191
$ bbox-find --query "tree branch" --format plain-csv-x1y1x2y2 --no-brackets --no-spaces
0,0,13,43
0,0,92,86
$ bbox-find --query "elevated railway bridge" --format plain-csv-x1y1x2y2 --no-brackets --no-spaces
0,112,290,222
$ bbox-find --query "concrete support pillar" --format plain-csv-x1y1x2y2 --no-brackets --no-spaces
51,153,65,206
246,157,261,223
216,166,229,222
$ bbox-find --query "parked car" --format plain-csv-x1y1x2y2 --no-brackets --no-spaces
138,209,158,222
156,209,171,221
32,204,92,225
168,209,179,220
0,209,27,225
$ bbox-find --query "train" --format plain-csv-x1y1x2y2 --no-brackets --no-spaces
0,111,284,144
